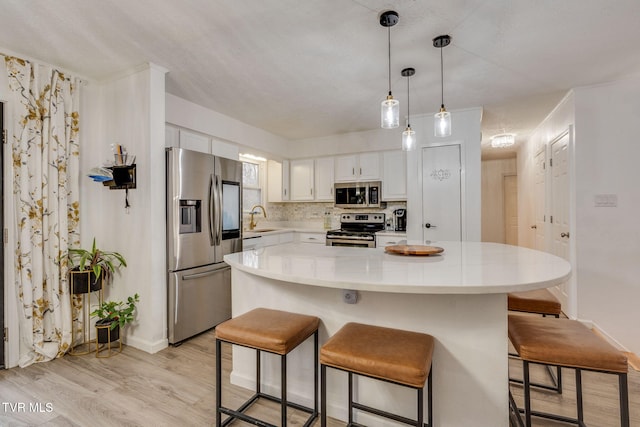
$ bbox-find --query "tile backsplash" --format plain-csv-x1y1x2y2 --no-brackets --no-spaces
244,201,407,230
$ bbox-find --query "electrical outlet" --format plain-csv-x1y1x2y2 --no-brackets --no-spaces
342,289,358,304
594,194,618,207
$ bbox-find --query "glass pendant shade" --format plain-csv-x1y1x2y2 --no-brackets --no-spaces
434,107,451,137
381,96,400,129
402,127,416,151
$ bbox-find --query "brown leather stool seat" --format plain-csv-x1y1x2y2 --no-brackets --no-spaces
215,308,320,427
508,289,562,316
320,322,434,427
508,314,629,427
508,288,563,394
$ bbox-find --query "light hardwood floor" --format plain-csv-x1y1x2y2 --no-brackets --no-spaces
0,328,638,426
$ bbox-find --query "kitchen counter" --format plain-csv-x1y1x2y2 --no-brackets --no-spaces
225,241,570,294
223,242,571,426
242,227,325,238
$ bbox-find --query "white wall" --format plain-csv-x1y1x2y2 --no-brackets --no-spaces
81,64,168,353
166,94,289,159
407,108,483,242
482,158,517,243
573,77,640,354
517,92,574,250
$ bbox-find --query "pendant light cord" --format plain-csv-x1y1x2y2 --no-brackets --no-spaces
387,26,392,96
407,75,411,127
440,46,444,108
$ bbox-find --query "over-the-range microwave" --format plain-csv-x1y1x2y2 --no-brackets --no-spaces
334,181,381,208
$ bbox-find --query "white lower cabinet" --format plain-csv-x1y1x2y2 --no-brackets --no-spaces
242,232,294,250
296,232,326,245
376,234,406,247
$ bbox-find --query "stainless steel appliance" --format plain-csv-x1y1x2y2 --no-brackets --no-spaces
166,147,242,344
334,181,381,208
326,213,385,248
394,208,407,231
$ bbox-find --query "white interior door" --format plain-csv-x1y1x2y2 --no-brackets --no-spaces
503,174,518,246
550,132,570,307
534,149,546,250
422,145,461,242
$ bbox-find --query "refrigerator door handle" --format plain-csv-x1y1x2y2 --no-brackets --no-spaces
214,174,222,246
208,174,215,246
182,268,224,280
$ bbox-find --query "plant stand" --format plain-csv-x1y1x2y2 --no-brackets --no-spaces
69,272,103,356
95,322,122,358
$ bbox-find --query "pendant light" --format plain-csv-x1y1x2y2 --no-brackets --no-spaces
380,11,399,129
401,67,416,151
433,35,451,137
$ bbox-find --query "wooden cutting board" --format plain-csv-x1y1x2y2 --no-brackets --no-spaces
384,244,444,256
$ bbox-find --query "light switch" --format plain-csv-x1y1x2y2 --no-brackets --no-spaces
594,194,617,207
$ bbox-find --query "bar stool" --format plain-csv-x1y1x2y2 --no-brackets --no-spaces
320,322,434,427
508,289,563,393
508,289,562,317
508,314,629,427
215,308,320,427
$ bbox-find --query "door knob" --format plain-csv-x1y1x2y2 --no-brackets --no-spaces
530,225,537,229
425,223,437,229
560,232,570,238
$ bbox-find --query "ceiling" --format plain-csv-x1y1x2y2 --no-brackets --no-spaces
2,1,640,158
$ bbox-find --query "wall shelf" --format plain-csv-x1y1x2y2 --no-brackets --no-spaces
102,164,136,190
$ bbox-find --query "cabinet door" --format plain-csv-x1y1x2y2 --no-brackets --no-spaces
315,157,334,201
334,155,358,181
358,152,381,180
165,125,180,148
179,130,210,153
290,159,315,201
382,151,407,201
282,160,290,201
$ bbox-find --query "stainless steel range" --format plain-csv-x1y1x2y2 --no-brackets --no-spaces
326,213,385,248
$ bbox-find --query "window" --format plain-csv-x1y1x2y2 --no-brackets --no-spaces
242,161,262,212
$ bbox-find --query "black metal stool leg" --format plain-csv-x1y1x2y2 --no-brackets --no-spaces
348,371,354,425
417,387,424,427
282,354,287,427
216,339,222,427
575,368,584,424
619,373,629,427
321,364,327,427
523,360,532,427
427,368,433,427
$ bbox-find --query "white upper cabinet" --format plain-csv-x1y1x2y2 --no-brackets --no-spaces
382,150,407,201
179,129,211,153
165,125,180,148
267,159,290,202
166,126,239,159
314,157,334,201
334,153,380,182
290,159,315,201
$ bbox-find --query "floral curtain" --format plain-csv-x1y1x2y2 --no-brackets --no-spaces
4,56,81,367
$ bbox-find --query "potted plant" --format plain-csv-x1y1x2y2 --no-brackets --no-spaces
91,293,140,344
66,238,127,294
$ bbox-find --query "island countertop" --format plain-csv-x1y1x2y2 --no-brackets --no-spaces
224,241,571,294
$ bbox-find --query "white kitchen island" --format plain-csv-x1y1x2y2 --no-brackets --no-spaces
223,242,571,427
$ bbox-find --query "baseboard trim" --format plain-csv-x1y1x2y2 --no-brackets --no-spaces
123,335,168,354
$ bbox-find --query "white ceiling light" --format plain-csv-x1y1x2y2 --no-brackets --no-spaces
401,67,416,151
490,133,516,148
380,11,400,129
434,35,452,137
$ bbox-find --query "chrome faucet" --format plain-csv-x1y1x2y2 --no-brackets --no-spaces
248,205,267,230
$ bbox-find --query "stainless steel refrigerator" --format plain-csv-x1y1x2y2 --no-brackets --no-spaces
166,147,242,344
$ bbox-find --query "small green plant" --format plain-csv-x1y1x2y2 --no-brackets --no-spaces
91,294,140,330
67,238,127,282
